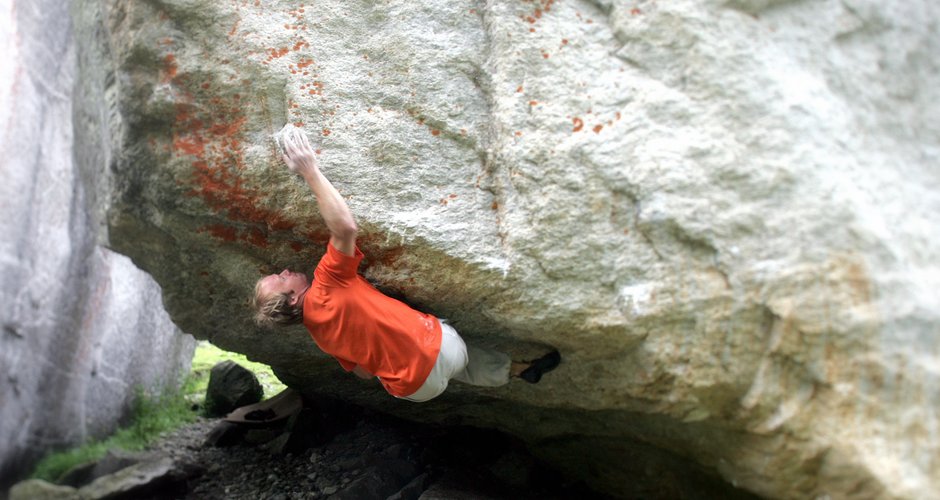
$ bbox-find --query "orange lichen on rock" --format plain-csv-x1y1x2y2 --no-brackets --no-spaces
171,88,297,248
162,54,178,83
305,80,324,96
267,47,291,60
572,117,584,132
356,233,406,271
520,0,554,28
173,135,206,156
199,224,238,242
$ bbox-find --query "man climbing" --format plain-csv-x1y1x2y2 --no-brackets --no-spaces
250,126,560,402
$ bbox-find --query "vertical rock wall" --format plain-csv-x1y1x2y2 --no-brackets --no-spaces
97,0,939,498
0,0,195,489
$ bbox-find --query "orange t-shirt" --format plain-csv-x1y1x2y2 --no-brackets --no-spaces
302,242,442,397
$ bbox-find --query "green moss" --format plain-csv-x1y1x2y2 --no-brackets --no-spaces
30,387,195,482
187,341,286,400
29,341,285,483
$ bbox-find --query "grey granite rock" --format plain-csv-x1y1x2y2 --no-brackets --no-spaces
77,457,176,499
0,0,194,490
8,479,79,500
48,0,940,497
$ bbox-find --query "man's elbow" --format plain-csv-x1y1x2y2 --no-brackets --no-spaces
336,221,357,240
329,222,358,256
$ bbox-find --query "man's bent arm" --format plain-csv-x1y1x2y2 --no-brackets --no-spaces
282,130,357,255
301,168,357,256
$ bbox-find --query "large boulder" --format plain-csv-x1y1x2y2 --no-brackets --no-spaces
0,0,195,490
204,361,264,417
75,0,940,498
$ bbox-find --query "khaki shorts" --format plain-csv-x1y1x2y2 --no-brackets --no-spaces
401,320,468,402
400,320,511,402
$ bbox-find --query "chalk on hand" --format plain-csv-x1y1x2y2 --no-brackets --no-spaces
272,123,306,156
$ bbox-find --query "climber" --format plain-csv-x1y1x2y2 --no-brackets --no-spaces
250,126,560,402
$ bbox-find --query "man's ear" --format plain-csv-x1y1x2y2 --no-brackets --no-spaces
289,291,300,307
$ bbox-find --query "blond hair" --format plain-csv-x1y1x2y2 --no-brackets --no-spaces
250,278,303,328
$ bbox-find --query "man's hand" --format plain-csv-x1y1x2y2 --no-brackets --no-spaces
281,128,318,176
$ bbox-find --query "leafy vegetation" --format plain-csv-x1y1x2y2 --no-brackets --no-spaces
29,386,194,482
29,341,285,482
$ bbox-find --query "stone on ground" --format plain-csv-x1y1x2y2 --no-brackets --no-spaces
204,361,264,417
8,479,79,500
77,457,180,499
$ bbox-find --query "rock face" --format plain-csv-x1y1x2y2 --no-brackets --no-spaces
0,0,195,489
79,0,939,498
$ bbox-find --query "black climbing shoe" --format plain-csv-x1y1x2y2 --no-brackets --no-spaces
520,350,561,383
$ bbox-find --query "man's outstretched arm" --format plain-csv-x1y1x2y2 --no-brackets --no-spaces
281,130,358,256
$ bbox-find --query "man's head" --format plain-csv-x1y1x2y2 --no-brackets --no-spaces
251,269,310,328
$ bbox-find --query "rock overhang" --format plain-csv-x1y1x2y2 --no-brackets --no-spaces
94,0,940,498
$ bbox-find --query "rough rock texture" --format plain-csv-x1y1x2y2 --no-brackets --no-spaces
0,0,195,490
77,456,180,499
7,479,79,500
86,0,939,498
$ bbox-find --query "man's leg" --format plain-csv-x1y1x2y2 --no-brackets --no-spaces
455,344,513,387
448,323,562,385
441,322,512,387
404,321,559,401
401,321,470,402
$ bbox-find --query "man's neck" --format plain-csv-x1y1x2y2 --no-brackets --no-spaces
296,285,310,306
